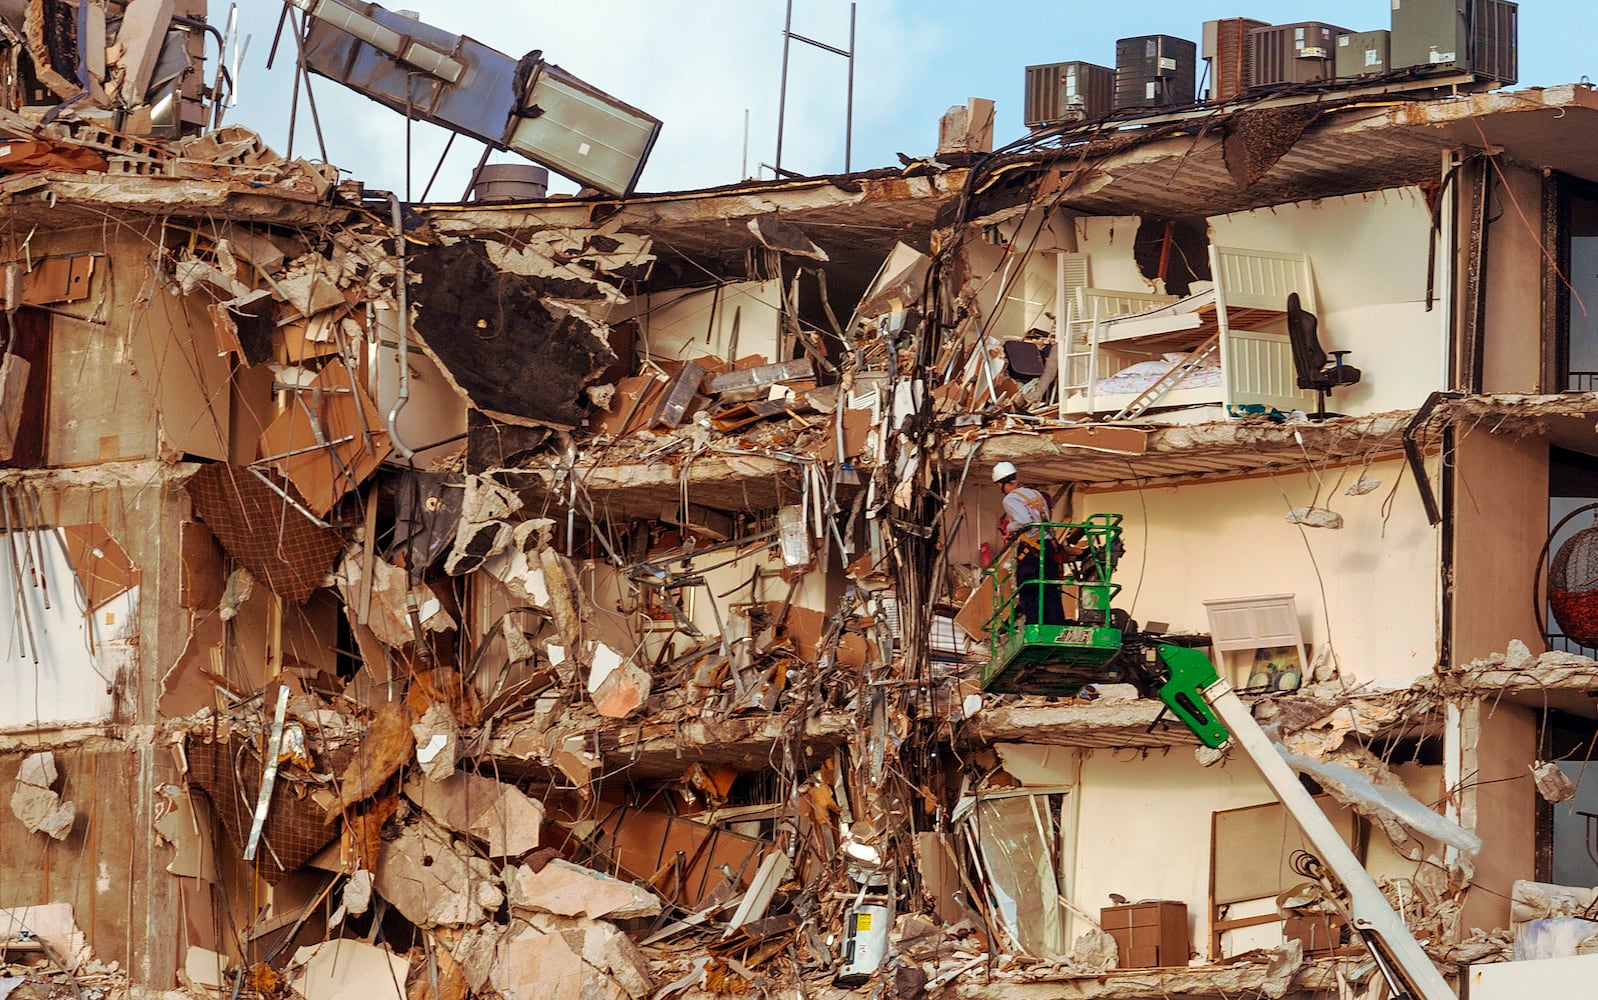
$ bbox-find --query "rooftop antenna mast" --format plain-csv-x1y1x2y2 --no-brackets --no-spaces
774,0,856,176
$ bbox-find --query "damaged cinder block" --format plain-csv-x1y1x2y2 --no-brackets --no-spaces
374,821,504,927
11,751,75,840
506,858,662,921
402,771,544,858
491,914,653,1000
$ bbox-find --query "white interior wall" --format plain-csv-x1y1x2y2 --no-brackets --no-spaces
0,531,126,727
1209,187,1443,416
1084,456,1439,685
619,281,785,365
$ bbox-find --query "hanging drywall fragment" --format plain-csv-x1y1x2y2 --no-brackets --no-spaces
443,475,522,575
411,702,458,781
288,938,408,1000
747,214,829,262
1279,746,1482,855
186,464,344,604
402,771,544,858
539,546,583,648
57,523,138,612
1531,761,1579,803
154,783,217,880
1284,506,1343,529
374,822,503,927
0,353,29,462
551,737,601,791
210,290,276,367
587,643,650,719
506,858,663,920
410,241,616,429
259,358,394,517
492,914,653,1000
10,751,75,840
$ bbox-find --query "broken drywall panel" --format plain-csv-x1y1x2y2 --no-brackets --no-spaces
209,289,276,367
622,281,784,367
10,751,75,839
587,644,651,719
258,357,394,517
115,0,178,107
411,702,458,781
288,938,408,1000
332,546,454,649
158,611,223,717
747,213,829,261
994,744,1078,785
179,520,224,611
851,242,932,329
373,821,503,926
56,522,138,612
505,858,662,921
401,770,544,858
154,783,216,881
185,463,345,604
128,280,233,462
0,903,90,970
491,914,653,1000
409,241,616,429
182,945,228,995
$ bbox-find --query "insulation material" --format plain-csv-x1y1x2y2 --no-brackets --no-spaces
333,700,414,813
1278,746,1482,855
258,358,393,517
185,463,345,604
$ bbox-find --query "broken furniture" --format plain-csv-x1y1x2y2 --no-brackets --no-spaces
1100,901,1188,969
1202,593,1307,691
1058,246,1322,420
1286,292,1362,419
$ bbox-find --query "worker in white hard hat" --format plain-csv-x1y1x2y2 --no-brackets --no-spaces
992,462,1069,627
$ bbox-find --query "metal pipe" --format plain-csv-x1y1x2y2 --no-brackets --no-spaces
775,0,793,174
845,3,855,172
384,193,416,459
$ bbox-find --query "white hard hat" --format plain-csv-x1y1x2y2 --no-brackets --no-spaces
992,461,1017,484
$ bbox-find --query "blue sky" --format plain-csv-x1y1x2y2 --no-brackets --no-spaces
225,1,1596,199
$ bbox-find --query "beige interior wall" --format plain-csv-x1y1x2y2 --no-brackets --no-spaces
1072,749,1273,962
1449,428,1545,664
1480,163,1546,393
1461,701,1540,934
1082,457,1439,684
1209,187,1444,417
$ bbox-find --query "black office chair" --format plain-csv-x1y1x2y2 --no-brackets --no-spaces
1286,292,1361,419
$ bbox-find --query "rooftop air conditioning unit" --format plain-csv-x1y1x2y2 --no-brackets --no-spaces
1114,34,1197,111
1250,21,1348,87
1336,30,1391,79
1024,61,1114,127
1203,18,1268,102
1390,0,1517,85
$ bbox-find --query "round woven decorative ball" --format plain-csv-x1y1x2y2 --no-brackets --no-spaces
1550,525,1598,646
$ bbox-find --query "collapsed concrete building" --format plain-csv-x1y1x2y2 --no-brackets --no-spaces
8,2,1598,999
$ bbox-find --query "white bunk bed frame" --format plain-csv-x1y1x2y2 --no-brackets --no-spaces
1056,245,1320,419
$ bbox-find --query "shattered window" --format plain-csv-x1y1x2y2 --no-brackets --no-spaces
964,792,1071,958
